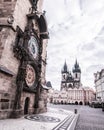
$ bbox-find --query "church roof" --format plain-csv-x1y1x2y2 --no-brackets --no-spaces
73,59,81,73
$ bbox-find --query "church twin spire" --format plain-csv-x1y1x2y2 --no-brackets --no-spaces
62,59,81,74
61,59,81,89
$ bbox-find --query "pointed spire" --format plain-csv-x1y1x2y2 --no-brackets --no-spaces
76,59,78,64
74,59,79,68
75,59,77,64
73,59,81,73
61,60,69,73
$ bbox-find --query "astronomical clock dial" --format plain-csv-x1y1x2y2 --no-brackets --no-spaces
28,36,39,59
25,64,36,87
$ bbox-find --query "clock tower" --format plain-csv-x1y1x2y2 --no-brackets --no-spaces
0,0,49,119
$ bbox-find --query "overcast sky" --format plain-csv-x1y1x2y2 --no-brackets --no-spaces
43,0,104,90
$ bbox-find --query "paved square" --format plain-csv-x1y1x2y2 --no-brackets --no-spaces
0,108,76,130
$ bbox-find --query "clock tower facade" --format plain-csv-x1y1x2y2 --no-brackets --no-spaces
0,0,49,119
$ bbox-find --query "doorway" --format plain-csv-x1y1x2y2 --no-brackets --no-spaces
75,101,78,105
24,97,30,114
79,101,83,105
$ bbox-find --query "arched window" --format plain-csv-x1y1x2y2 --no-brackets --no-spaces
76,73,77,78
69,84,72,88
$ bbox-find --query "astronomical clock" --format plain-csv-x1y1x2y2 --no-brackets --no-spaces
25,64,37,88
28,36,39,60
23,33,40,90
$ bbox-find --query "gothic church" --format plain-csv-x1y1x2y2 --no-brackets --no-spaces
51,60,95,105
61,60,81,90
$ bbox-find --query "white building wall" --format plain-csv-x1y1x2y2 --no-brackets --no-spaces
94,70,104,102
51,86,95,105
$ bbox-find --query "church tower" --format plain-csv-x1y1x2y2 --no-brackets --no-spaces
61,60,81,90
61,61,75,90
61,61,69,81
73,60,81,88
61,61,69,90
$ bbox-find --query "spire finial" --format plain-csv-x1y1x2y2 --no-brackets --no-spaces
75,58,78,65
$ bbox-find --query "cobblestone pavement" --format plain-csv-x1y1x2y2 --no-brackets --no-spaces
75,106,104,130
49,104,104,130
0,107,75,130
47,103,81,112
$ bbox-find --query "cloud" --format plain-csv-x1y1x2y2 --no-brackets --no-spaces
94,51,104,59
86,64,104,72
43,0,104,89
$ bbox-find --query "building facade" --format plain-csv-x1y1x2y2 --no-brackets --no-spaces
52,87,95,105
46,81,54,103
0,0,49,119
51,60,95,105
94,69,104,102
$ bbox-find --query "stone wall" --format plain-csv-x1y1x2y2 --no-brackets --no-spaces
0,28,18,119
41,39,48,84
0,72,16,119
0,0,32,119
0,0,16,16
0,0,16,25
21,92,35,114
0,28,10,58
0,29,19,73
37,88,48,113
13,0,31,31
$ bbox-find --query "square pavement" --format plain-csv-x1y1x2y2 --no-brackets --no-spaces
0,108,78,130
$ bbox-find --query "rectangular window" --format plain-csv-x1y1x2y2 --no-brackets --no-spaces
0,27,2,32
1,99,9,102
0,99,9,109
